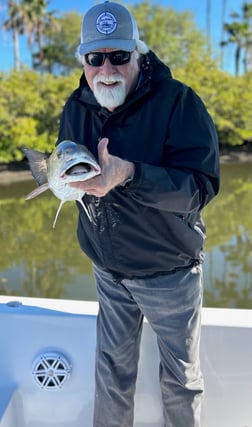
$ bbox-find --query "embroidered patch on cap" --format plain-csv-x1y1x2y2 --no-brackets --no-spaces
96,12,117,35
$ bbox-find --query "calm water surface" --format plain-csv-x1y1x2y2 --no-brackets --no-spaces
0,162,252,308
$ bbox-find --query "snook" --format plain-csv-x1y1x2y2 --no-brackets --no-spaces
22,140,101,227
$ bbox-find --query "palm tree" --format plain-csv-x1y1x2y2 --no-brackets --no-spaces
206,0,211,50
2,0,58,71
243,2,252,72
2,0,24,71
21,0,59,70
220,0,227,69
221,2,252,75
222,20,248,75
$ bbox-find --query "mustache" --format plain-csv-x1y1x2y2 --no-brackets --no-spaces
93,74,125,85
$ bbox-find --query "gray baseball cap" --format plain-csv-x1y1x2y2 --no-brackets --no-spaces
78,1,140,55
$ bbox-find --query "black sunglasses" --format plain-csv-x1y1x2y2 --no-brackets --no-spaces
85,50,132,67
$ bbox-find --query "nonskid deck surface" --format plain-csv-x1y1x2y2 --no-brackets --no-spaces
0,296,251,427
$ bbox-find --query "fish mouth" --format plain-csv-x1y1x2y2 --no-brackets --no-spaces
60,160,100,178
65,163,93,176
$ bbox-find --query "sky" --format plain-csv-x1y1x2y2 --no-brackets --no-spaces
0,0,245,74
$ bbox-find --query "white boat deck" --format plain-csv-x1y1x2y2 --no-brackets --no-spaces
0,295,251,427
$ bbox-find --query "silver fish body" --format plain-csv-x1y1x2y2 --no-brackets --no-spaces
22,140,101,227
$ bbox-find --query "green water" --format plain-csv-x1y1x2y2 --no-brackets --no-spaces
0,162,252,308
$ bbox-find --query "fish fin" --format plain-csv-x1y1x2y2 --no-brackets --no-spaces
77,198,92,222
21,147,50,186
53,200,65,228
25,183,50,200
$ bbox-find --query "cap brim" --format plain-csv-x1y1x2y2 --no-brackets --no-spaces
78,39,136,55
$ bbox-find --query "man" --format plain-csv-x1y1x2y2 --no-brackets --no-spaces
57,2,220,426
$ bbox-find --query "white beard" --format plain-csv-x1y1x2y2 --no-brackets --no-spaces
93,74,127,110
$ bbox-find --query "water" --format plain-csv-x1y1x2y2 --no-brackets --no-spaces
0,162,252,308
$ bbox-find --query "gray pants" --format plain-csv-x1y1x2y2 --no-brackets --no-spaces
93,264,204,427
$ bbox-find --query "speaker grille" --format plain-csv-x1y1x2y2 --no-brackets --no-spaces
32,352,71,389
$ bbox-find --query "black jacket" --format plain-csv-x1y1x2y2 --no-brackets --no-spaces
58,51,220,279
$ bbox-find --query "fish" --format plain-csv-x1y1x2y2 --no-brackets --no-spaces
22,140,101,228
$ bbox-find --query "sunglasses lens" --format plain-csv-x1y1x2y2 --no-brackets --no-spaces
110,51,131,65
85,53,104,67
85,51,132,67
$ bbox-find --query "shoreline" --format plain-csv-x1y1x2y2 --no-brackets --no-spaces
0,170,32,184
0,151,252,185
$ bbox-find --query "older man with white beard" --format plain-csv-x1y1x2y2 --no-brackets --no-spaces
86,50,139,111
57,2,220,426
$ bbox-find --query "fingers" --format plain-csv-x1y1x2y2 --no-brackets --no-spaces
98,137,109,167
68,138,126,197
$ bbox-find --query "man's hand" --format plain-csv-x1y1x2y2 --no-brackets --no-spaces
69,138,135,197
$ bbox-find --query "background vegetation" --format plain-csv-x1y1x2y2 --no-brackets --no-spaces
0,0,252,162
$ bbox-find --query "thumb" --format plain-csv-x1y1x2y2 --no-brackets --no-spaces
98,137,109,166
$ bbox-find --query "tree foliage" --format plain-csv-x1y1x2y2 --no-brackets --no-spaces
35,12,82,74
129,1,207,71
0,63,251,163
0,69,80,162
174,55,252,146
0,1,252,162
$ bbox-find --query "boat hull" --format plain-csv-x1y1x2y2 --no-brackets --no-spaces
0,296,251,426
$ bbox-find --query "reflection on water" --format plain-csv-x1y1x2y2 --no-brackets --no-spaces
0,180,97,301
0,162,252,308
203,162,252,308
